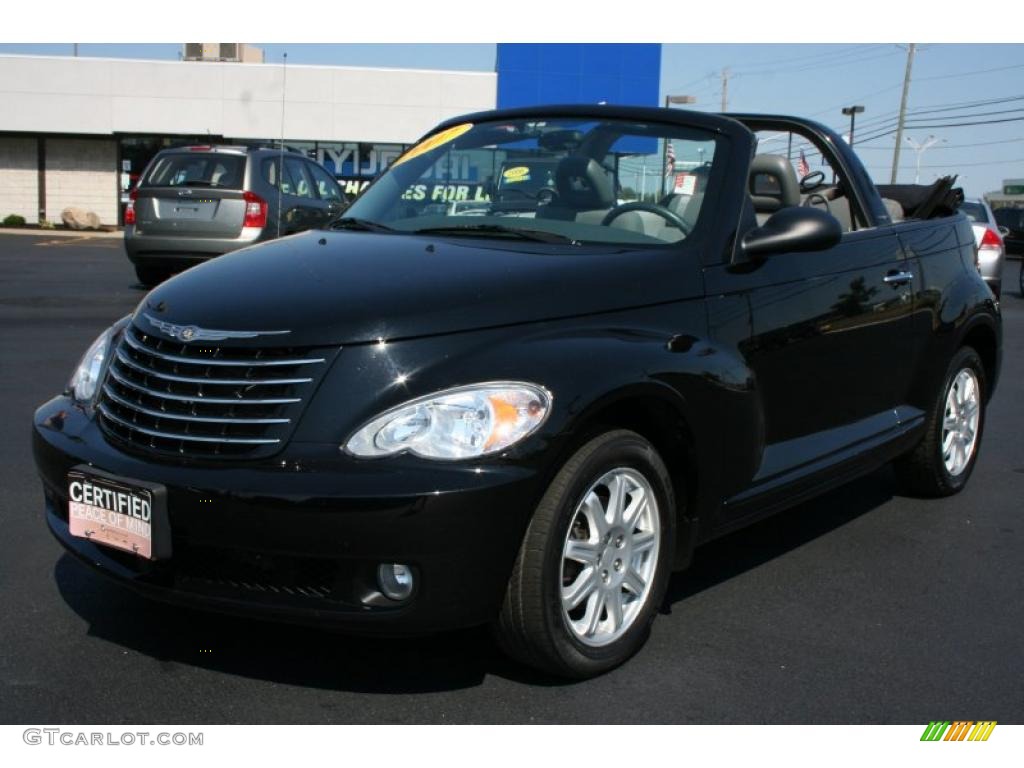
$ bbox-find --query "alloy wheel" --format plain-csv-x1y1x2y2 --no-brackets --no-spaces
942,368,981,477
559,468,660,647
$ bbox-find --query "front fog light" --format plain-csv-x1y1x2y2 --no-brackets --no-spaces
377,563,414,601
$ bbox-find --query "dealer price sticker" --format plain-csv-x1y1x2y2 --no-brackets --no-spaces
68,472,153,559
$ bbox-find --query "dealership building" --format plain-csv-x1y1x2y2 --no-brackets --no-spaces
0,44,660,226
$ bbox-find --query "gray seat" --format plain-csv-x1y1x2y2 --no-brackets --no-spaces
537,156,643,233
749,154,801,225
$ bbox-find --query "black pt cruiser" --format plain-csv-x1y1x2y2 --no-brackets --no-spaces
33,106,1001,678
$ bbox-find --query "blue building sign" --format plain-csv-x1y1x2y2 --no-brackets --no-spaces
496,44,661,109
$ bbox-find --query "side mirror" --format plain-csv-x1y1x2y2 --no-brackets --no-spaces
998,225,1010,237
740,206,842,260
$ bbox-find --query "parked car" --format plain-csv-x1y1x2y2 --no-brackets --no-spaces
959,198,1005,298
993,206,1024,257
124,145,349,286
34,106,1000,679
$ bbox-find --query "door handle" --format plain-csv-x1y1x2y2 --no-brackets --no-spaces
883,270,914,286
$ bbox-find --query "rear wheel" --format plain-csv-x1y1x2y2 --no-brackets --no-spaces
895,347,986,497
495,429,675,679
133,265,172,288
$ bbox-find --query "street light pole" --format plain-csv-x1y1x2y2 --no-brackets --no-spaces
661,94,696,199
841,105,865,147
905,135,944,184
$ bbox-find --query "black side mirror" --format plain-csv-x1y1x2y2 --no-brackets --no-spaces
740,207,842,260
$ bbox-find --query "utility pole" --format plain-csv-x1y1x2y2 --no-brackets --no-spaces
720,68,731,112
890,43,916,184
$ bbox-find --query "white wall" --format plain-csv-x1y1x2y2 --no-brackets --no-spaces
0,55,497,144
0,137,38,221
44,139,117,225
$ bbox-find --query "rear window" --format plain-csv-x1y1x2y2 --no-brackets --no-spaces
144,153,246,190
960,201,987,224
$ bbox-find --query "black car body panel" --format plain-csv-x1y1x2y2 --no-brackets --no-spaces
34,105,1001,636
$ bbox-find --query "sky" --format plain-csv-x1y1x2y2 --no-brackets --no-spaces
1,43,1022,197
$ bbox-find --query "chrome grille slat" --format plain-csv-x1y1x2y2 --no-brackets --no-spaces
98,403,281,445
97,323,330,459
107,367,301,405
102,385,291,425
122,329,325,367
115,348,313,386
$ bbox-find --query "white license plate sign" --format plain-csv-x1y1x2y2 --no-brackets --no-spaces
68,471,153,559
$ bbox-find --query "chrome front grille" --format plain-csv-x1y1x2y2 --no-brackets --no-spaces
97,323,329,459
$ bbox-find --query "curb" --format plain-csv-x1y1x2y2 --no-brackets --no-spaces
0,228,122,240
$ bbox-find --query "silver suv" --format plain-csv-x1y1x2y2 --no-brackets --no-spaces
124,145,348,286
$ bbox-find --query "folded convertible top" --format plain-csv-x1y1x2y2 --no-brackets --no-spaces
876,176,964,220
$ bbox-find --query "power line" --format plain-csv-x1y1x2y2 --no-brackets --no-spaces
739,47,901,78
854,137,1024,151
914,62,1024,83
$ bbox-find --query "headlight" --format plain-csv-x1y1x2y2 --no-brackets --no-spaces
345,382,551,460
68,328,112,403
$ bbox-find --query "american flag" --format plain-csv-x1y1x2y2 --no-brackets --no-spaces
797,149,810,178
665,140,676,177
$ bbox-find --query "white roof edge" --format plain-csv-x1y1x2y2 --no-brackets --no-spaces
0,52,495,78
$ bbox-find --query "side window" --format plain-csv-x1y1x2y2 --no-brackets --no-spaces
283,157,314,199
751,129,860,233
308,163,343,202
261,157,279,188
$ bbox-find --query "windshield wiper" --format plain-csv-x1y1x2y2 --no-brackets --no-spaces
411,224,577,244
330,217,395,233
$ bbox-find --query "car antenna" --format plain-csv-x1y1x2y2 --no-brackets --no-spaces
277,51,288,238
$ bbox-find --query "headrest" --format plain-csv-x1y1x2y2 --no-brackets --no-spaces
554,156,615,209
749,154,800,213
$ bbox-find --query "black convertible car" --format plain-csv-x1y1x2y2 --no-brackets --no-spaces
33,105,1000,678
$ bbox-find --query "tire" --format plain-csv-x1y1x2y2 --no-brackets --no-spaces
494,429,676,679
134,265,171,288
894,346,986,497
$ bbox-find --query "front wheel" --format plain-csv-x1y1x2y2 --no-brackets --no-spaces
494,429,675,679
894,347,986,497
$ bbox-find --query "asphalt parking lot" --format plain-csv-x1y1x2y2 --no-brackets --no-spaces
2,232,1022,724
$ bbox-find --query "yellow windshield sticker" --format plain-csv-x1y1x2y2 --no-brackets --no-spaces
502,166,531,183
391,123,474,168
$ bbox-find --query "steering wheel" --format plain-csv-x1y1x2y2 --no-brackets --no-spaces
535,188,558,205
601,202,692,236
803,192,832,215
799,170,826,194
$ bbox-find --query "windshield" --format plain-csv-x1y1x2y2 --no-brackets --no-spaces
340,116,722,246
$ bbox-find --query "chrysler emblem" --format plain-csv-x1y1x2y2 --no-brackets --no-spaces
143,313,290,342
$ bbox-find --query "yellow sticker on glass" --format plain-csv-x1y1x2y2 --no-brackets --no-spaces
502,166,531,181
391,123,474,168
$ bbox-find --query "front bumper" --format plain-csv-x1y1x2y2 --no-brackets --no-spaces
33,396,542,635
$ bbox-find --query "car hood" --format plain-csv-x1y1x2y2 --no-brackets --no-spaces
134,230,701,347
